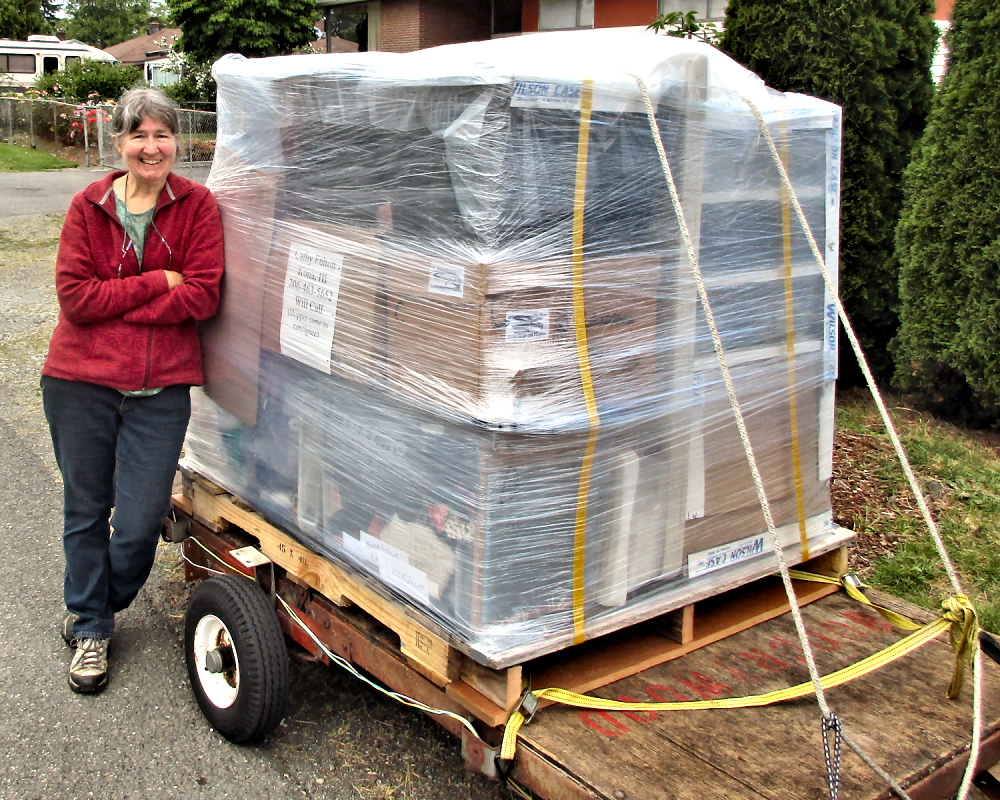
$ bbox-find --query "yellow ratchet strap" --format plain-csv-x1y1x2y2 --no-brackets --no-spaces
499,614,949,760
787,573,981,698
787,570,922,631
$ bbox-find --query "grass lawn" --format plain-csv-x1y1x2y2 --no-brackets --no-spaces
0,143,78,171
834,389,1000,633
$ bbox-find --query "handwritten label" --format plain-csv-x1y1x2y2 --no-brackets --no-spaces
354,532,430,605
360,531,409,566
688,533,770,578
279,242,345,374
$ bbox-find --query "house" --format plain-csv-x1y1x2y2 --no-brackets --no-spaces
104,20,182,87
932,0,952,81
315,0,953,56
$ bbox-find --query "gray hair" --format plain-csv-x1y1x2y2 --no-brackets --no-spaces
111,88,180,139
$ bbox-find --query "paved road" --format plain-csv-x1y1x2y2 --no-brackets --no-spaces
0,164,211,216
0,171,505,800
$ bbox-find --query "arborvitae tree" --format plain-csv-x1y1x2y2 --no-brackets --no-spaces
719,0,936,385
893,0,1000,420
167,0,318,63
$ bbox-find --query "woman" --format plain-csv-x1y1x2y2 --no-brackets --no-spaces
41,88,224,694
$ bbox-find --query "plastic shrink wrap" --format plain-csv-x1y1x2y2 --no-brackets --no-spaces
184,29,849,667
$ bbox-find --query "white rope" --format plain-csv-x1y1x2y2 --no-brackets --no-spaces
628,73,833,725
739,96,983,800
841,729,912,799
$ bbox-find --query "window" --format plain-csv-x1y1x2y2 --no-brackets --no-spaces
538,0,594,30
43,55,58,74
658,0,728,20
0,53,37,74
65,56,81,68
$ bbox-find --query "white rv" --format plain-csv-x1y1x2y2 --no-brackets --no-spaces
0,35,117,89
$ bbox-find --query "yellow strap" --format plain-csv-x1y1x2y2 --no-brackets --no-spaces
500,615,950,760
571,78,598,646
942,594,980,699
778,118,810,563
788,570,922,631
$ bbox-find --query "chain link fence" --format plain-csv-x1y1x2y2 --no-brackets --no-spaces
0,96,216,168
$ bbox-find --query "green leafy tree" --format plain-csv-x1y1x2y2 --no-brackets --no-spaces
647,10,720,45
64,0,152,48
893,0,1000,421
719,0,936,385
167,0,318,63
0,0,52,39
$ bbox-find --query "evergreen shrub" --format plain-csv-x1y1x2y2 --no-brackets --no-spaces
893,0,1000,421
719,0,936,385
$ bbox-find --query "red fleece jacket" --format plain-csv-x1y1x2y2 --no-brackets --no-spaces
42,171,224,391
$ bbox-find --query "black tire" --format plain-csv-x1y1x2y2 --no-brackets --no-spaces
185,574,289,744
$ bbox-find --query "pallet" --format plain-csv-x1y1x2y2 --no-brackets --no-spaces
174,469,851,729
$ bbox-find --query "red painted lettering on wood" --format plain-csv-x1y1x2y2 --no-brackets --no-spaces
580,710,629,737
646,683,689,703
841,610,894,632
768,636,807,663
714,659,760,684
737,647,791,672
618,695,657,722
676,671,733,700
822,620,870,643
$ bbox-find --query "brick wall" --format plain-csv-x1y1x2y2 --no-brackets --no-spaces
381,0,422,53
380,0,490,52
419,0,491,49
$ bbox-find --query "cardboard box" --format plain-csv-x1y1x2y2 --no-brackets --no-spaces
200,165,279,426
261,219,383,385
385,285,658,425
381,247,664,306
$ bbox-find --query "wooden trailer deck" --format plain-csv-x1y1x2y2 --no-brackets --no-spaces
170,472,1000,800
513,587,1000,799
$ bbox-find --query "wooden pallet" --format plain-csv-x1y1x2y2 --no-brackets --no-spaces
175,469,850,728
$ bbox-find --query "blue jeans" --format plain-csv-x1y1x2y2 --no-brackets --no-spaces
42,377,191,640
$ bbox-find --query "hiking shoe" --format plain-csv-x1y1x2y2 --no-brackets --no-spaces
62,612,79,647
68,638,109,694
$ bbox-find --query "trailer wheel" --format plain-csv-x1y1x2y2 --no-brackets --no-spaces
185,574,289,744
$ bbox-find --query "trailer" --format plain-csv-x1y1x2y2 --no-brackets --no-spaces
168,468,1000,800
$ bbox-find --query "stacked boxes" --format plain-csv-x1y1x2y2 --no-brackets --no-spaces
184,31,848,665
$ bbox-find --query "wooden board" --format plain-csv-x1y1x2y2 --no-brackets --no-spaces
515,591,1000,800
182,475,461,685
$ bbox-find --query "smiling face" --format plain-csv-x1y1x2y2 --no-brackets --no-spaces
115,115,177,189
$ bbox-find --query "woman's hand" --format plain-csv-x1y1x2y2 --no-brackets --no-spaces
164,270,184,289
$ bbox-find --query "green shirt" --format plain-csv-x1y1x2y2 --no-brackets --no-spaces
114,186,162,397
114,186,156,269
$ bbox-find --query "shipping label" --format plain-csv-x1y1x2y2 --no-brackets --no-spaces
279,242,345,374
428,263,465,298
688,533,771,578
510,80,583,110
505,309,550,342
